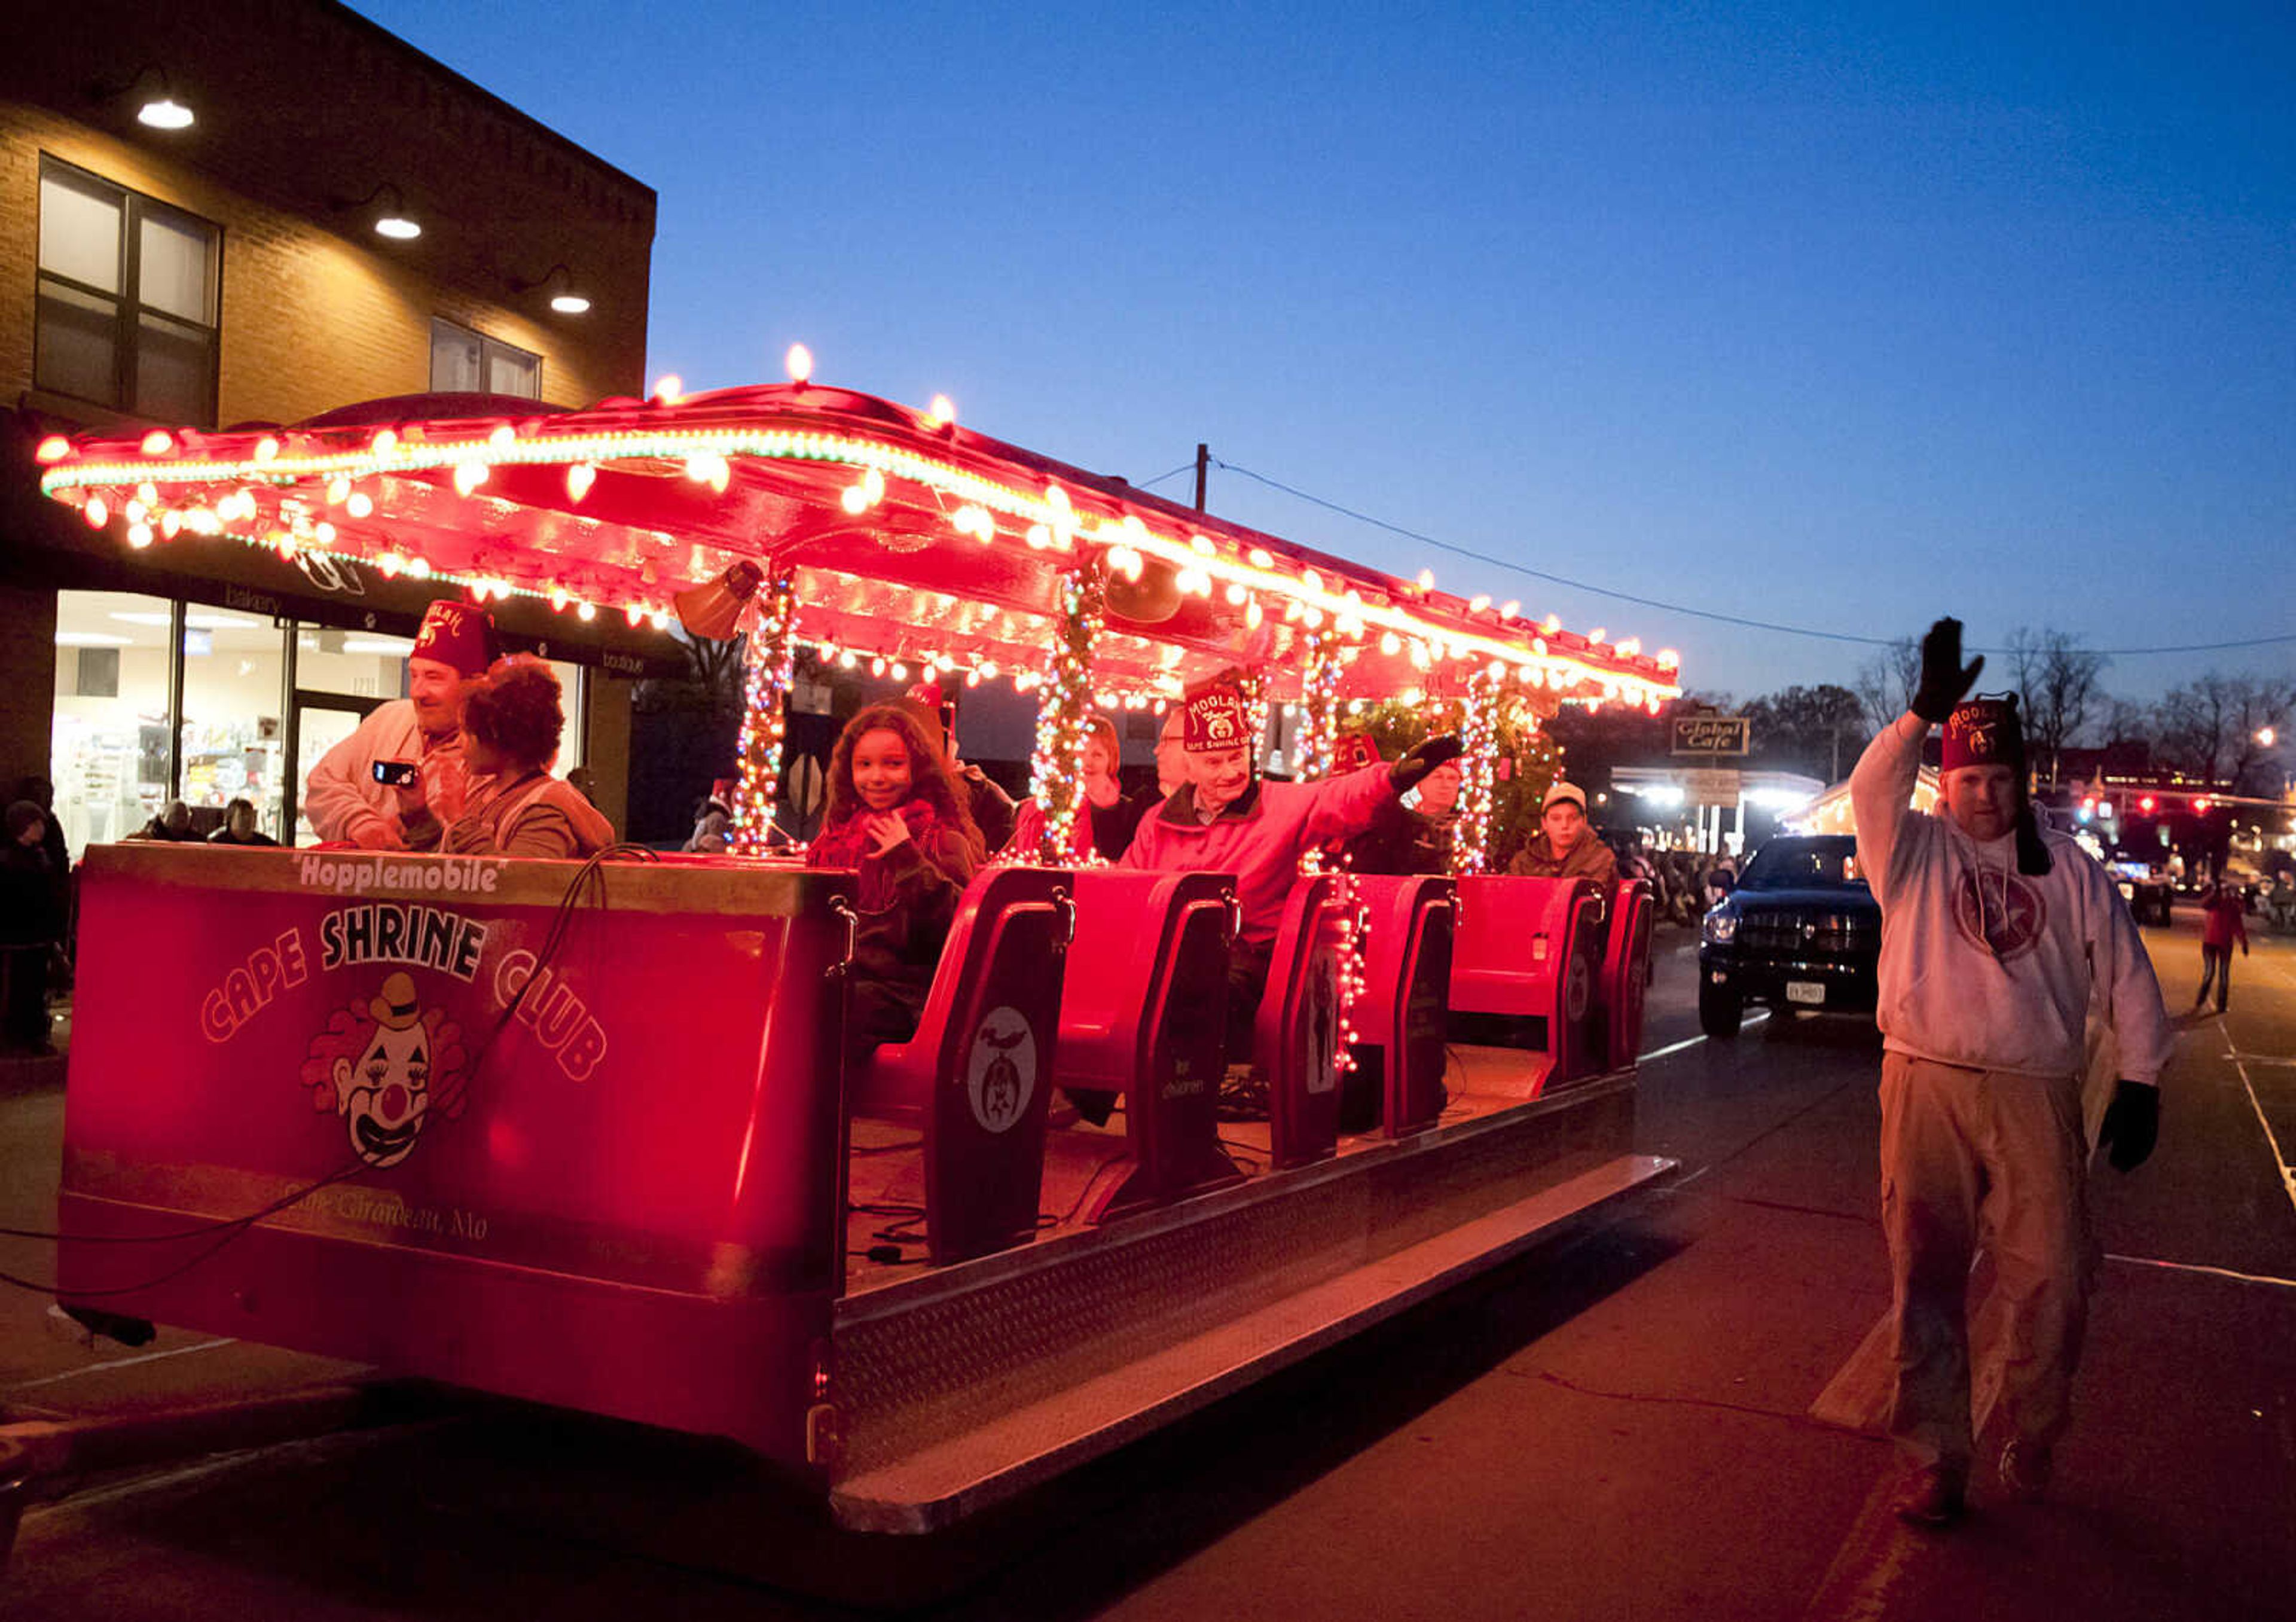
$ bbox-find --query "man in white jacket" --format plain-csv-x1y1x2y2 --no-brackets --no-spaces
303,601,495,848
1851,617,2172,1528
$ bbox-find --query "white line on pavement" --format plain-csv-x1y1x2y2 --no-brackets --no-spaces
1638,1010,1770,1063
4,1335,237,1392
2216,1014,2296,1217
2103,1252,2296,1291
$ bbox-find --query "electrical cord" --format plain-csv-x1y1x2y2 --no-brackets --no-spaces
0,844,655,1299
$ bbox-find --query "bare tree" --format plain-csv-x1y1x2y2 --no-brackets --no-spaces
2004,627,2106,787
2155,673,2296,791
1741,684,1869,780
1855,638,1919,736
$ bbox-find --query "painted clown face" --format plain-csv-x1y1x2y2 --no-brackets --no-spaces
332,1017,435,1167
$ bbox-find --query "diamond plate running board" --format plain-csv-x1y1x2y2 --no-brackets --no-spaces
829,1144,1678,1532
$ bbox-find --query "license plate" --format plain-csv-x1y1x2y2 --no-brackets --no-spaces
1785,981,1825,1006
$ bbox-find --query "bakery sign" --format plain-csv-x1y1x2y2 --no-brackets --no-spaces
1670,715,1751,757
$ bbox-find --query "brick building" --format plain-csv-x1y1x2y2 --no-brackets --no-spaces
1,0,667,851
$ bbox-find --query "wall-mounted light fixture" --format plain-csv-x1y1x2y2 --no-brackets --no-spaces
509,263,593,315
88,65,196,130
331,181,422,240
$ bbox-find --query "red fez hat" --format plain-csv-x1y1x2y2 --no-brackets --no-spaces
1182,681,1249,754
902,682,954,752
1941,697,2025,773
1330,733,1384,772
410,600,496,679
709,778,737,806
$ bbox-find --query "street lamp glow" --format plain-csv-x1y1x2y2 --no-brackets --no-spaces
2258,727,2276,748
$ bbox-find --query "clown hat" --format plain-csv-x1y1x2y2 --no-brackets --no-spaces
369,971,421,1030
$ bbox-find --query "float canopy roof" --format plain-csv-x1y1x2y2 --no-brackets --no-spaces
39,383,1682,706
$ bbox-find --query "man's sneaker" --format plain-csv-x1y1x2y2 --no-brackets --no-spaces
1999,1437,2054,1502
1891,1463,1967,1528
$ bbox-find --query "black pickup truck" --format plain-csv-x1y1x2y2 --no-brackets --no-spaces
1697,834,1880,1037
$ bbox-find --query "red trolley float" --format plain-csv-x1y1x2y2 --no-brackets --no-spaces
30,379,1680,1531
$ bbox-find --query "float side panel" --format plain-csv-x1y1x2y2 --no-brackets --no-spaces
58,847,850,1466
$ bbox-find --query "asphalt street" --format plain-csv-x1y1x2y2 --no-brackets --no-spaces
3,906,2291,1620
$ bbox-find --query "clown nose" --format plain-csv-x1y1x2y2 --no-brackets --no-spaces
380,1084,411,1123
674,561,765,641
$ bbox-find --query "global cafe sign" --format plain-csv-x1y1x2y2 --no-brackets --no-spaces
1671,715,1751,757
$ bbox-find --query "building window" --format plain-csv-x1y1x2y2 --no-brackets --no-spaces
35,158,221,424
429,318,541,398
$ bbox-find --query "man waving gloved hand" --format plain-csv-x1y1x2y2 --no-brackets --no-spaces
1848,612,2174,1530
1912,616,1984,722
1388,735,1464,795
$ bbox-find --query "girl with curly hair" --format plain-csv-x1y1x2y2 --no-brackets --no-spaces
425,657,616,859
806,700,983,1052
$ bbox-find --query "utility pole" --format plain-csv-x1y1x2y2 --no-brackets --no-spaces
1193,443,1209,513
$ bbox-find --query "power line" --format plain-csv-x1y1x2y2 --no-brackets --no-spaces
1133,461,1199,493
1207,459,2296,660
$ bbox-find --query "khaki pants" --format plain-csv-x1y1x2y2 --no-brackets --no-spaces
1879,1052,2095,1471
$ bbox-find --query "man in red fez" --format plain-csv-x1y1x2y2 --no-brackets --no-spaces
305,599,497,848
1123,675,1462,1066
1851,617,2172,1528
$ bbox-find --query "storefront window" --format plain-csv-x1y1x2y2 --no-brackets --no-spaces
47,596,593,851
50,591,179,849
179,605,287,839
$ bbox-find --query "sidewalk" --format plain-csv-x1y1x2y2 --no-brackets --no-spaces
1,1004,364,1429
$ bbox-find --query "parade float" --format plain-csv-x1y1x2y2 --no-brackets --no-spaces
25,362,1681,1533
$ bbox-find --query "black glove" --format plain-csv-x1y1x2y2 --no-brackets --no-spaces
1389,735,1464,794
2097,1081,2158,1172
1911,617,1985,723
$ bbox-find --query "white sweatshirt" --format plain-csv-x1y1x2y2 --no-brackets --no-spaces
1851,712,2172,1089
303,700,469,848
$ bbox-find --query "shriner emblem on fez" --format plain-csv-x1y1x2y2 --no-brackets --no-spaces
1944,697,2023,773
1184,687,1247,752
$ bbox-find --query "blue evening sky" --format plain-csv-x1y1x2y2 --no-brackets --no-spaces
351,1,2294,706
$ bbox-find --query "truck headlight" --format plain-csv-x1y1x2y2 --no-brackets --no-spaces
1702,910,1738,944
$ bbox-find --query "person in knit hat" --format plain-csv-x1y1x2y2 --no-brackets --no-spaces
684,779,738,854
1850,617,2173,1529
304,599,496,848
1123,675,1463,1066
1507,778,1619,885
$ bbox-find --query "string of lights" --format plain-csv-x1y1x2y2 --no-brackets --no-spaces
1027,570,1105,863
731,569,798,855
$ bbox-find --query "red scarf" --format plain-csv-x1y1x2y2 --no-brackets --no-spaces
807,798,952,871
